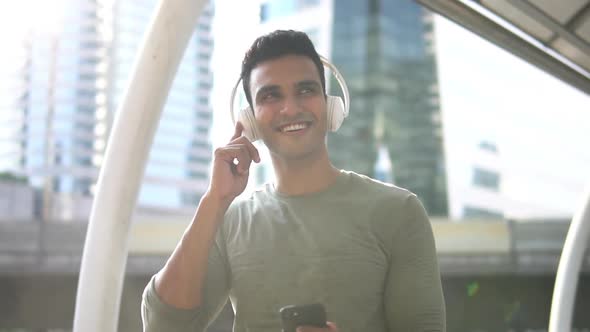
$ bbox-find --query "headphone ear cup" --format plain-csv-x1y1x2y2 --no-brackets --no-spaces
237,107,260,141
326,95,346,132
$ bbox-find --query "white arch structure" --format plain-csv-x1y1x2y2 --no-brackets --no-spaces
72,0,207,331
549,189,590,332
71,0,590,330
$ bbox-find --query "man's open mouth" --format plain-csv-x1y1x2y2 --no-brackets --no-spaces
278,121,311,133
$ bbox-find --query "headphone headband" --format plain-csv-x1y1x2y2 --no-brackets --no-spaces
230,55,350,125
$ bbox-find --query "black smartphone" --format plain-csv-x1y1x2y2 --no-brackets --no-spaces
279,303,327,332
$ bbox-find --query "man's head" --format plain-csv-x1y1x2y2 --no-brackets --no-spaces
241,30,326,110
239,30,330,162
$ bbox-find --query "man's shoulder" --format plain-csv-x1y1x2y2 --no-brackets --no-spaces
225,184,275,216
343,170,415,203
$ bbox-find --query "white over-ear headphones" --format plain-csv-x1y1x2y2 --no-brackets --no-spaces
230,55,350,142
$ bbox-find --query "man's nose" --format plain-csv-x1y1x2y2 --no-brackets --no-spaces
280,95,302,117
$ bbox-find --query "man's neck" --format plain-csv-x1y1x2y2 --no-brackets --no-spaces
270,151,340,196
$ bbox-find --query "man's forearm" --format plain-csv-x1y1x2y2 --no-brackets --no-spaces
154,193,230,309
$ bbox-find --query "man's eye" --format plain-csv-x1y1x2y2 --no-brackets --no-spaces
262,92,280,101
300,87,314,94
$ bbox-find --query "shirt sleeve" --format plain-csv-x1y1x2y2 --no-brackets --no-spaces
141,230,231,332
384,194,446,332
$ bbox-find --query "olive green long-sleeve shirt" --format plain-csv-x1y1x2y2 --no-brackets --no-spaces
142,170,446,332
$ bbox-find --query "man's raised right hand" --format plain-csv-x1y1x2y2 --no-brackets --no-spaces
206,122,261,207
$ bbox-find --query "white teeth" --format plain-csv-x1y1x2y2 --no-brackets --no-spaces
281,123,307,132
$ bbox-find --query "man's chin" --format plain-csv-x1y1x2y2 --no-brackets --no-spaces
260,132,327,156
270,143,327,161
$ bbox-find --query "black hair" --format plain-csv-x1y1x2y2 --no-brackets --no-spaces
240,30,326,109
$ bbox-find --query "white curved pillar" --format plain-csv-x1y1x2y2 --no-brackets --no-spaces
549,188,590,332
72,0,207,331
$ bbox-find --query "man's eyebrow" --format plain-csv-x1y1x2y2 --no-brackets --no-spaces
296,80,321,88
255,84,280,100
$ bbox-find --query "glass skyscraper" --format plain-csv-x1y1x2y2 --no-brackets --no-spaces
112,1,215,208
259,0,448,216
0,0,215,218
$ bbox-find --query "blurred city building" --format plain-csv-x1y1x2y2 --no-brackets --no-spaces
252,0,590,222
255,0,449,217
0,0,215,221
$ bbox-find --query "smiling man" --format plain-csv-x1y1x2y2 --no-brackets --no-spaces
141,30,446,332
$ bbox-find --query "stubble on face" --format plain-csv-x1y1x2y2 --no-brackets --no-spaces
249,55,329,162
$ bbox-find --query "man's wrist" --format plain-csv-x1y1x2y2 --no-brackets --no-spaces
201,191,233,215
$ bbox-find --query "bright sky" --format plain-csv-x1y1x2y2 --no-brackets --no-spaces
434,14,590,217
0,0,70,38
210,0,260,148
0,0,72,171
0,0,70,105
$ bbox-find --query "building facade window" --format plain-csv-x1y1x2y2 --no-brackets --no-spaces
463,206,503,219
479,140,498,154
472,167,500,191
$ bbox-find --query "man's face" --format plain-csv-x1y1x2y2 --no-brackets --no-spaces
249,54,327,161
